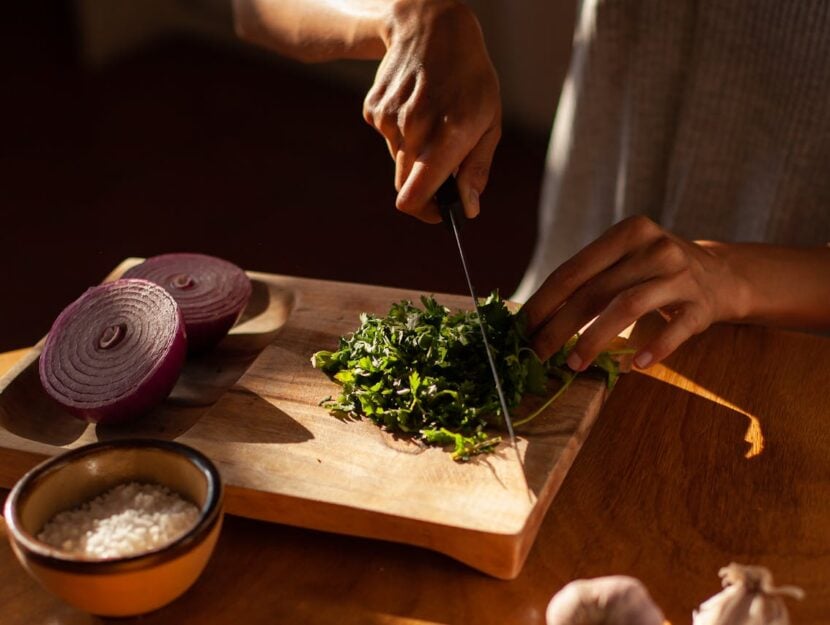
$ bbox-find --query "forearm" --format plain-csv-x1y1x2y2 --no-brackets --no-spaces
233,0,499,222
707,242,830,330
232,0,392,62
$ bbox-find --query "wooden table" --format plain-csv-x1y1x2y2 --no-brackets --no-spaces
1,322,828,624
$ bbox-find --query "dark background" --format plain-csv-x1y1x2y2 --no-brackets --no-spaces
0,2,560,352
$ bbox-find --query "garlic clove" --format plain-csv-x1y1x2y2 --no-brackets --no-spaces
546,575,665,625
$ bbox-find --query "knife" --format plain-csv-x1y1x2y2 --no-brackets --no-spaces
435,177,525,472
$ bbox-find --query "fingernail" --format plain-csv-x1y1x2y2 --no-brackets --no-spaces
634,351,653,369
566,352,582,371
467,189,480,218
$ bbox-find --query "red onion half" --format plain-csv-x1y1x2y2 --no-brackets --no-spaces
39,279,187,424
123,253,252,352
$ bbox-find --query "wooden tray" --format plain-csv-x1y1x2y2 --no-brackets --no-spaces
0,259,608,579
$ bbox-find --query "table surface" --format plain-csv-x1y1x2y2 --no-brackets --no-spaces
1,320,828,625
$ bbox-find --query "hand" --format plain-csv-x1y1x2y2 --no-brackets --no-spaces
363,0,501,223
521,216,749,370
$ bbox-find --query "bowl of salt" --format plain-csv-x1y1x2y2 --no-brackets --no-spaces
3,439,223,616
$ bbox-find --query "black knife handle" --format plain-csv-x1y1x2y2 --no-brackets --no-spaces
435,176,465,232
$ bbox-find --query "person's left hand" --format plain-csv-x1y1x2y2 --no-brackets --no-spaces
521,216,747,370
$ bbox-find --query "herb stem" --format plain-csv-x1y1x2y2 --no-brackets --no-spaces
513,372,577,428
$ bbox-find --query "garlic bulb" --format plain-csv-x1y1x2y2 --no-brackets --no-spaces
546,576,665,625
693,563,804,625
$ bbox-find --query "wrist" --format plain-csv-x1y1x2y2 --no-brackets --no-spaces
699,241,830,330
383,0,476,49
697,241,755,324
233,0,391,63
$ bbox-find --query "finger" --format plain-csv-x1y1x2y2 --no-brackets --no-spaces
364,72,416,162
377,111,403,160
529,235,690,359
394,87,433,191
527,235,686,361
521,215,664,334
395,160,448,222
529,311,593,364
362,76,387,129
396,125,475,222
363,97,401,161
633,304,710,368
395,147,416,192
381,133,402,161
362,88,382,127
565,273,692,371
455,121,501,218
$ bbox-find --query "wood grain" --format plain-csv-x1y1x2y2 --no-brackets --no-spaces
1,321,827,624
0,260,608,579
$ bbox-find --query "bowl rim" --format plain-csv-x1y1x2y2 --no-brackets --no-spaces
3,438,223,574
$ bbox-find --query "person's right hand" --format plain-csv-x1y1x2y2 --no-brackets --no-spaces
363,0,501,223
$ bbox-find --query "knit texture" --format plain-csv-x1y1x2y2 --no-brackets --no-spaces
514,0,830,301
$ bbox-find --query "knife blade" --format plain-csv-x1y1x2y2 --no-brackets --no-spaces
435,177,525,472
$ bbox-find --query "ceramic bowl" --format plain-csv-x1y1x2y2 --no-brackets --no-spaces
4,439,224,616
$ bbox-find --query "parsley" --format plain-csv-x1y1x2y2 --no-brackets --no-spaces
312,293,629,461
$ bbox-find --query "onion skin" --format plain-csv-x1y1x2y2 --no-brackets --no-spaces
123,253,252,352
693,563,805,625
546,576,665,625
39,279,187,424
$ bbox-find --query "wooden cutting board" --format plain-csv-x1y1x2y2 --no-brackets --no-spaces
0,259,609,579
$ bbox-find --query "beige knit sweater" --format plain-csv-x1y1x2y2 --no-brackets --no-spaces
514,0,830,301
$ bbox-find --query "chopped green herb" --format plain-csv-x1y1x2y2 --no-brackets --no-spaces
312,292,630,460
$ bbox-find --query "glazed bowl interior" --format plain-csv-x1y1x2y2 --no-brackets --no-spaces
4,439,224,617
13,442,214,554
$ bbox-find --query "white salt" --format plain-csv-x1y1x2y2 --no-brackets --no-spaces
37,482,200,558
